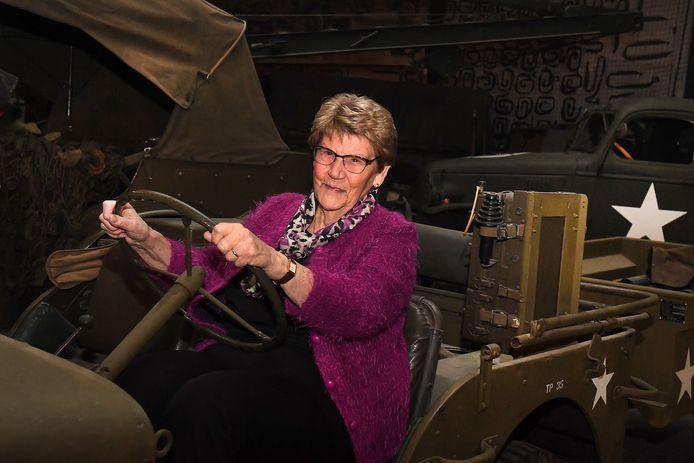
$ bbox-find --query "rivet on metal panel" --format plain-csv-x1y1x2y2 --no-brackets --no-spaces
515,207,523,215
177,170,183,176
147,176,153,182
247,175,252,179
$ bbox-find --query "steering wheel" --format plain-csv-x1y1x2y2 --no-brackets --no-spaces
115,189,287,351
612,141,634,160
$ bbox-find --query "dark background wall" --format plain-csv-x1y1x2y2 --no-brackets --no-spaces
439,1,693,150
244,0,694,151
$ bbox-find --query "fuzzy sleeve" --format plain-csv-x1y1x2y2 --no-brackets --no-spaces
285,219,417,339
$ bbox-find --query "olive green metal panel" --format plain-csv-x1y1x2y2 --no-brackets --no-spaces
398,328,636,463
463,191,587,350
582,237,682,281
128,153,313,219
628,296,694,427
0,335,156,463
582,237,694,428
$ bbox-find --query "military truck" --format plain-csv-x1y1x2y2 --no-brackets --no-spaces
416,97,694,245
1,2,693,462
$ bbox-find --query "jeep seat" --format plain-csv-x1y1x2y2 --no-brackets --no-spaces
391,295,442,462
403,295,443,431
10,302,76,355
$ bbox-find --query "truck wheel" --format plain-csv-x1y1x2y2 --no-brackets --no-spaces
496,440,580,463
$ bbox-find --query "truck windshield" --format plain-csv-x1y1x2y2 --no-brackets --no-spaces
568,110,616,152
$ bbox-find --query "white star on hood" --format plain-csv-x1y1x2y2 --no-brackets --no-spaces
676,349,694,403
592,359,614,409
612,183,686,242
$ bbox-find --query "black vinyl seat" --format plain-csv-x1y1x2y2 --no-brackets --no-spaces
399,294,443,456
10,302,76,355
390,295,443,462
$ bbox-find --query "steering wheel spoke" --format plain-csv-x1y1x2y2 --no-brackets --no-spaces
116,189,287,351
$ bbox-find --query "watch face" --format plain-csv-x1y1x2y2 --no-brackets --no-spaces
277,258,297,284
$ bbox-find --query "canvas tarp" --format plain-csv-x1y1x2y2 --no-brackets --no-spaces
0,0,288,163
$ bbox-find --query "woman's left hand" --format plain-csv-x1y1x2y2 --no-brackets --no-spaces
204,223,279,273
205,223,309,300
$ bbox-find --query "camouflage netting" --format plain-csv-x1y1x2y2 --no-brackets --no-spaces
0,125,131,328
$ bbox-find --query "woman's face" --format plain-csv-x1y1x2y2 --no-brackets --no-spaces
312,132,390,223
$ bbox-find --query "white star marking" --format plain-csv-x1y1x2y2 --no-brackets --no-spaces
611,183,686,242
675,349,694,404
592,359,614,409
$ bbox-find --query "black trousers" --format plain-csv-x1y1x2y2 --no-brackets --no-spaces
116,343,354,463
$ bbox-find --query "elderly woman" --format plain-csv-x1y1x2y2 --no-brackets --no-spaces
100,93,417,463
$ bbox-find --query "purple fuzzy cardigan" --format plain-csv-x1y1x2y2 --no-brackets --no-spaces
166,192,418,463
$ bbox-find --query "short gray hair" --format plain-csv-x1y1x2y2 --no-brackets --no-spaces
308,93,397,170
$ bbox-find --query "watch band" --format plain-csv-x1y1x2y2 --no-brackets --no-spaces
276,257,298,284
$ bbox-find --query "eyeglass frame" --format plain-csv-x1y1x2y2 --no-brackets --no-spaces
311,145,380,174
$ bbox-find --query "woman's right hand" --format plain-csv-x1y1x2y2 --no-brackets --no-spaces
99,200,151,246
99,200,172,271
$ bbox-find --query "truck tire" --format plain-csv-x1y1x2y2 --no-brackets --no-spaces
496,440,581,463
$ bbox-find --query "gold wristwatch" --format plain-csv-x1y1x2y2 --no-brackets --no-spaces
276,256,298,284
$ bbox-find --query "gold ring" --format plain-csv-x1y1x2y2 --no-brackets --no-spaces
231,249,239,258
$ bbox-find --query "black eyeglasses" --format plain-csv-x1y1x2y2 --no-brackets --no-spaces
312,145,379,174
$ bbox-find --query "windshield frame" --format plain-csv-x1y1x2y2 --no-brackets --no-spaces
567,108,617,153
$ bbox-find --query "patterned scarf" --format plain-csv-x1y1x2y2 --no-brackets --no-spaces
277,188,377,260
239,188,377,298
